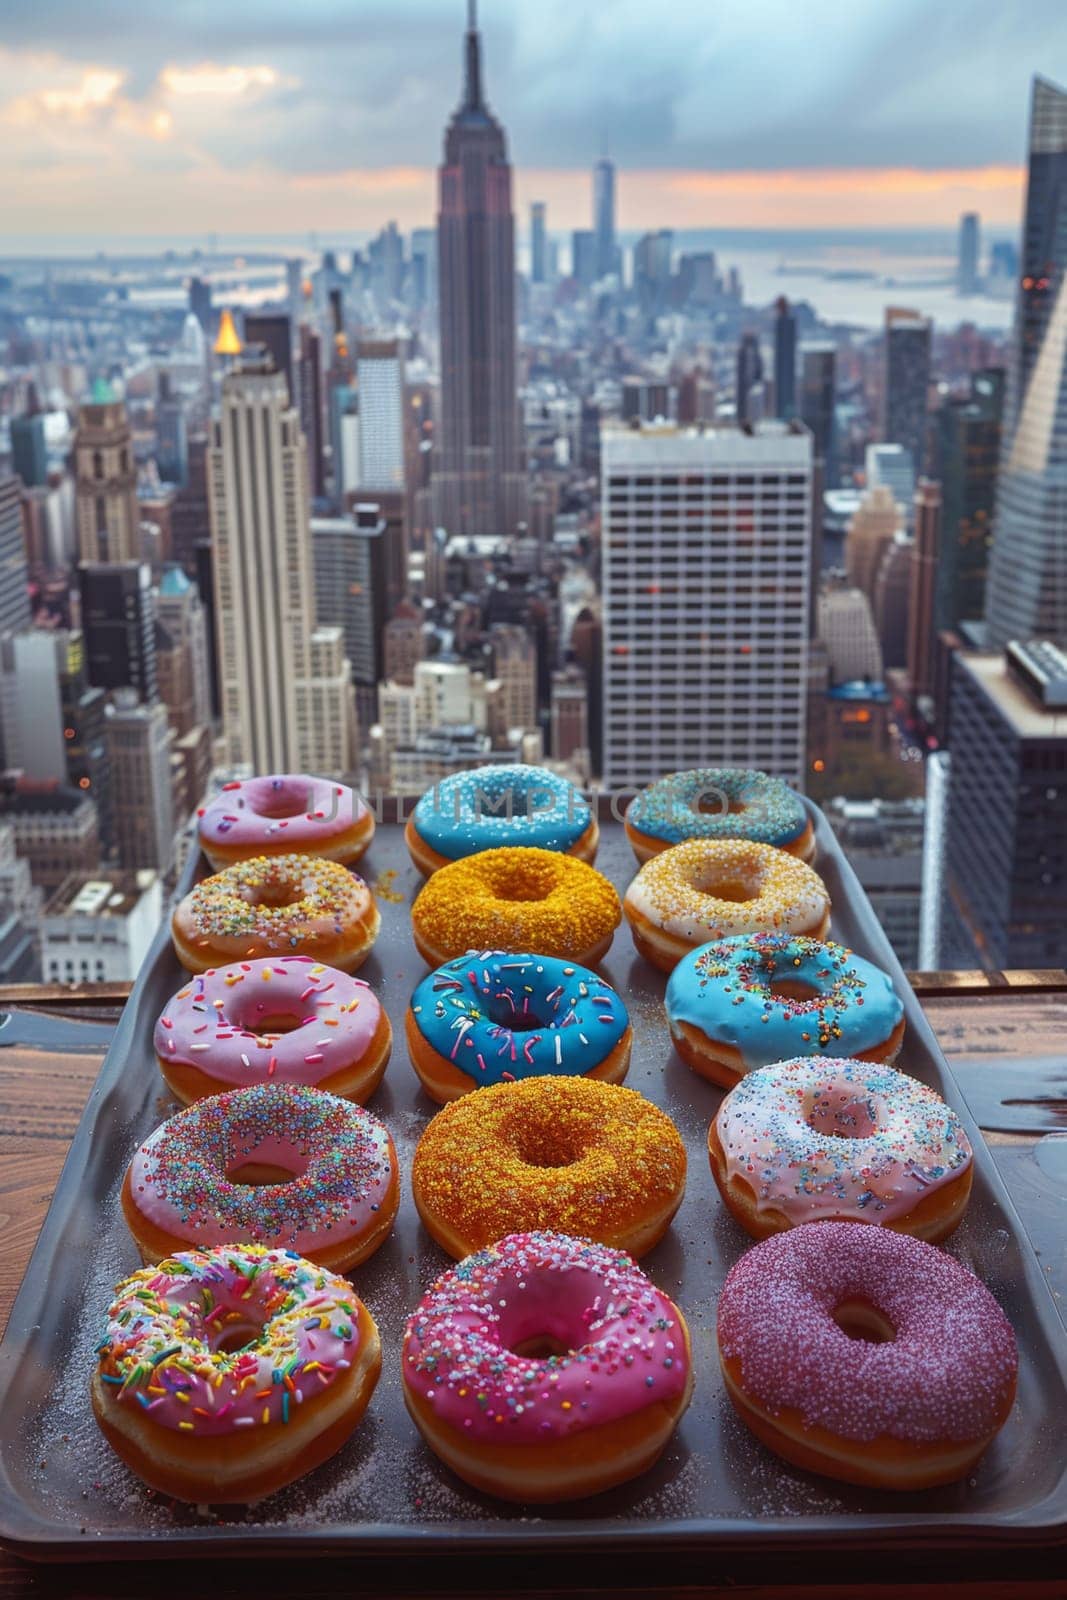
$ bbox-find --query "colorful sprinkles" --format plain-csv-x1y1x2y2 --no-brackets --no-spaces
175,854,376,960
713,1055,973,1225
665,933,903,1069
625,838,829,944
409,951,629,1086
94,1244,367,1436
403,1231,690,1443
627,768,808,849
128,1082,396,1254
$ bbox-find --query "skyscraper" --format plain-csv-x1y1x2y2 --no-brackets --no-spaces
74,384,141,563
297,323,326,501
432,2,526,538
600,420,812,787
155,375,188,488
355,337,407,493
571,230,597,288
735,332,764,424
243,313,294,397
883,307,932,474
933,366,1004,631
773,297,797,419
985,76,1067,649
78,561,157,703
311,506,390,734
208,353,353,773
799,343,837,487
958,212,980,295
941,641,1067,967
155,563,211,738
907,479,941,703
593,156,616,280
530,202,547,285
10,410,48,490
0,476,31,638
104,692,174,875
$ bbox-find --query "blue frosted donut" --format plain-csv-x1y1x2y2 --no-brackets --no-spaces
406,951,631,1101
625,768,812,862
665,932,904,1088
407,764,596,872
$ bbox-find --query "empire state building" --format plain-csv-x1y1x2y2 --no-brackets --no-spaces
432,2,527,539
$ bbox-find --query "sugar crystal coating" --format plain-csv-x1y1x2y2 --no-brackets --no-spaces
717,1222,1017,1442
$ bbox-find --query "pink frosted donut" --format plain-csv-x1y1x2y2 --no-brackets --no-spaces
402,1231,694,1502
121,1082,399,1273
91,1243,381,1503
197,774,374,869
717,1222,1017,1489
154,957,392,1105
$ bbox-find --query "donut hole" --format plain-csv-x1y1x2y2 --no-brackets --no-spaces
706,875,755,904
214,1321,267,1355
509,1333,573,1360
226,1139,309,1187
832,1297,896,1344
693,793,746,816
250,785,313,820
508,1119,589,1169
807,1093,878,1140
249,1010,303,1035
486,995,546,1032
768,978,820,1005
240,881,304,909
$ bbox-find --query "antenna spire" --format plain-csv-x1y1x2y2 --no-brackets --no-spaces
463,0,483,109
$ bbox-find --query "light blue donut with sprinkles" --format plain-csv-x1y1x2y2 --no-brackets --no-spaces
411,764,594,862
665,932,903,1071
408,951,630,1086
626,768,809,852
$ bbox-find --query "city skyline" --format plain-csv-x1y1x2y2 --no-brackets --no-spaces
1,1,1064,236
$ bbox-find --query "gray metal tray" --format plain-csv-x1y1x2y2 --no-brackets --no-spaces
0,803,1064,1566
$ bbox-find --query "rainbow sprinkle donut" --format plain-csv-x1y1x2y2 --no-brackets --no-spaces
406,951,632,1101
665,933,904,1087
171,854,381,975
122,1082,399,1272
198,774,374,870
91,1244,381,1503
624,838,831,974
402,1231,694,1502
406,763,597,875
709,1055,974,1242
625,768,813,863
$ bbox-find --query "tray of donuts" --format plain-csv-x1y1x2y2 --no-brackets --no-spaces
0,764,1065,1569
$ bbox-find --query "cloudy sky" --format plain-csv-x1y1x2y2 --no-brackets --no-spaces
3,0,1065,237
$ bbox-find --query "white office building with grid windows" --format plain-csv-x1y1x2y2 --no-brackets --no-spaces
600,420,812,789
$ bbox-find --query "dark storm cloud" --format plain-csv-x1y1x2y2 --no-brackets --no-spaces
4,0,1066,173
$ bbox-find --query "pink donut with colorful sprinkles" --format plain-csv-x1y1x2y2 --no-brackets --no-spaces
154,957,392,1105
402,1230,694,1502
198,773,374,869
717,1222,1017,1489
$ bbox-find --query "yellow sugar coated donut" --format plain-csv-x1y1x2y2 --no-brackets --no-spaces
410,846,621,966
411,1075,687,1259
624,838,831,972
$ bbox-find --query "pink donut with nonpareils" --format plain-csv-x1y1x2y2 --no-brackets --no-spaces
717,1222,1018,1489
401,1231,694,1502
197,774,374,869
153,957,392,1105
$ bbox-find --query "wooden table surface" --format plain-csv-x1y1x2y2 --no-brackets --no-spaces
0,982,1065,1597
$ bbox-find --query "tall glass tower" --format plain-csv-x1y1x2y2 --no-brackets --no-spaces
985,76,1067,647
432,1,526,538
593,156,616,280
